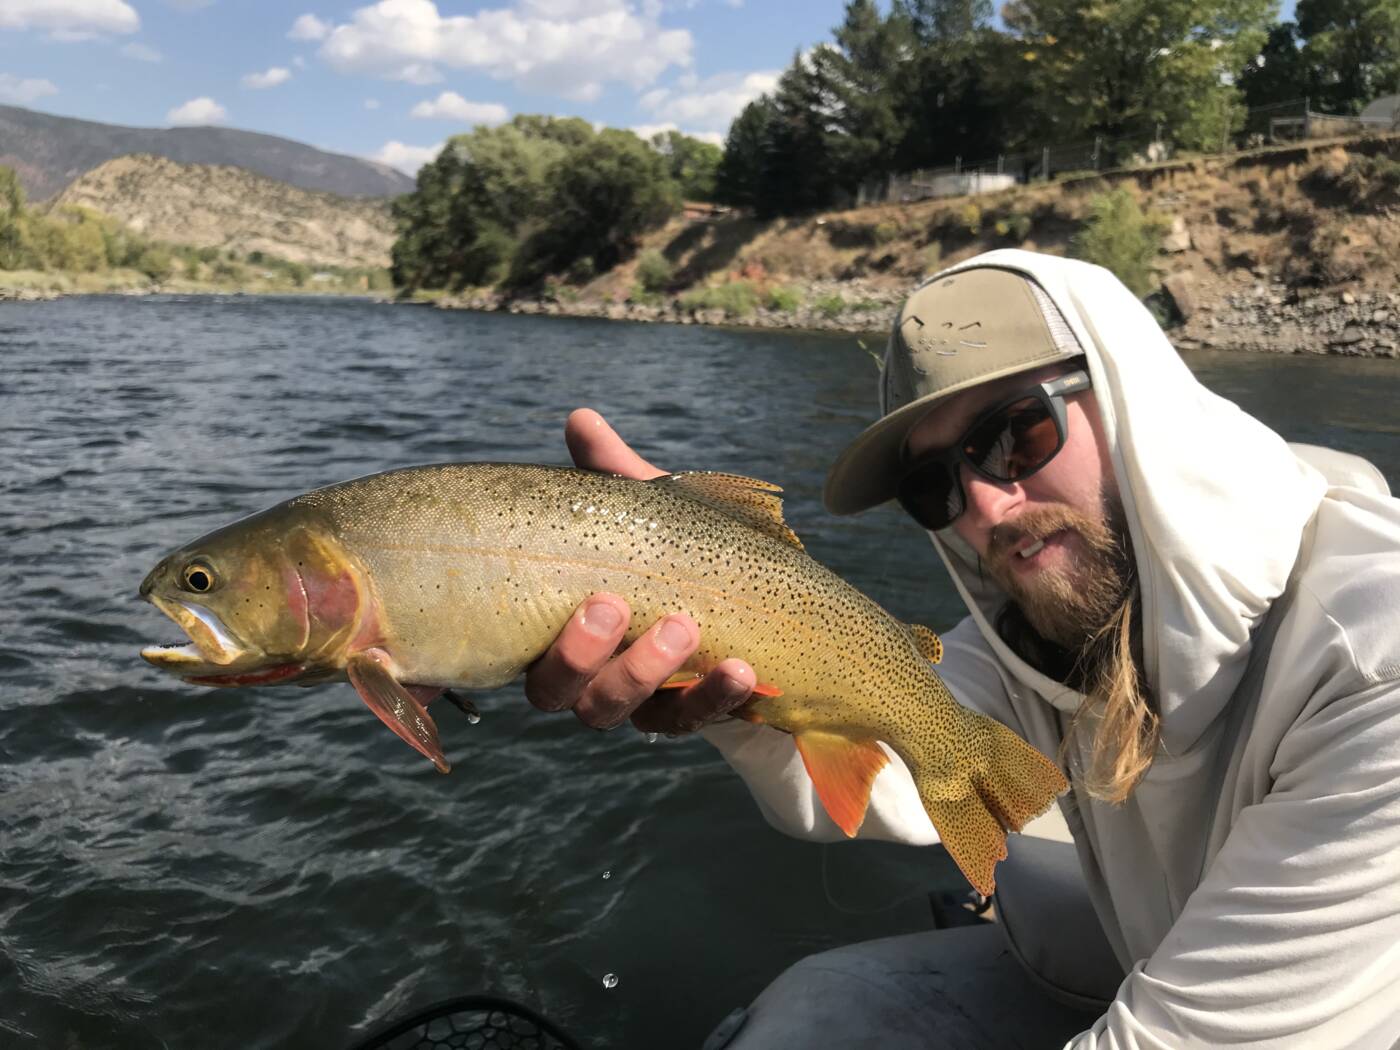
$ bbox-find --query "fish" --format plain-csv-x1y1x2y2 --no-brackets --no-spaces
139,463,1067,893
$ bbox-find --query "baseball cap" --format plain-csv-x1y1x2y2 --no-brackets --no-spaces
823,265,1084,515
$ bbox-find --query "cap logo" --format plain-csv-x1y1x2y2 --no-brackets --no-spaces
902,314,988,356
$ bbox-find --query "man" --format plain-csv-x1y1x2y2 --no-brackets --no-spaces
525,249,1400,1046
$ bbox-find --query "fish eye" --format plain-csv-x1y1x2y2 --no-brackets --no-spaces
182,563,216,593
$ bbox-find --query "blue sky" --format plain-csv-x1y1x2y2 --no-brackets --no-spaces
0,0,1297,176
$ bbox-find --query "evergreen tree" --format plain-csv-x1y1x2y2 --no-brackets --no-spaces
715,97,776,209
819,0,913,191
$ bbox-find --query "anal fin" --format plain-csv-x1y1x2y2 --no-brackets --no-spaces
794,731,889,837
346,648,451,773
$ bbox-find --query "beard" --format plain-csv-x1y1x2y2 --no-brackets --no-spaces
984,495,1133,652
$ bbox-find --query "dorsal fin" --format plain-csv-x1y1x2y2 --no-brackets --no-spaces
653,471,804,549
909,623,944,664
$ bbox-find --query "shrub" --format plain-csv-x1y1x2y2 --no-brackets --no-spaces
872,220,899,245
958,203,982,236
635,249,673,292
1070,188,1169,298
764,285,801,311
813,293,846,318
681,280,758,317
923,242,943,274
994,212,1033,242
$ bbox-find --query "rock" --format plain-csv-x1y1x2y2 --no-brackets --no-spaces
1374,310,1390,323
1163,216,1191,253
1342,291,1357,305
1162,271,1201,321
1334,323,1365,345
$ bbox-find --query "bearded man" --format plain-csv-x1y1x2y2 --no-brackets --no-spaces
526,250,1400,1047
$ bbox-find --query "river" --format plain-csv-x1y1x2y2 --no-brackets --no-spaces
2,295,1398,1049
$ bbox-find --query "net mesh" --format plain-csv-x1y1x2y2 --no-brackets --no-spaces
351,997,579,1050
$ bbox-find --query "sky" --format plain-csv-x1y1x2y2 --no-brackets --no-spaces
0,0,854,176
0,0,1299,178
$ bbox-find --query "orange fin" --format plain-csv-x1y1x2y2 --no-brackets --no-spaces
794,731,889,837
657,671,782,697
346,648,451,774
909,623,944,664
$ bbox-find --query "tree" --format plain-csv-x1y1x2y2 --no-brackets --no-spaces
891,0,1018,170
755,51,844,216
1003,0,1275,152
715,97,776,209
817,0,913,191
650,130,723,201
0,166,29,269
510,129,680,286
1239,22,1314,110
1297,0,1400,113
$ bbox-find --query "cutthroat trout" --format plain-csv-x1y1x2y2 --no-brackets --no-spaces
140,463,1066,893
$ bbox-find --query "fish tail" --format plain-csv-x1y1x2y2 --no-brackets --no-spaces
913,713,1067,897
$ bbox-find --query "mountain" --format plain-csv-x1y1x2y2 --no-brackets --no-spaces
55,155,396,270
0,104,415,202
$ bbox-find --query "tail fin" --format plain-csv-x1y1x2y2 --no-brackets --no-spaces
913,714,1067,896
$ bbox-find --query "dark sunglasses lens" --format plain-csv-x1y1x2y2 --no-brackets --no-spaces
897,458,963,530
964,397,1061,481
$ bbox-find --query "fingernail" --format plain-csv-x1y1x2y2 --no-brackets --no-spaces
582,600,622,637
721,675,751,701
655,617,694,654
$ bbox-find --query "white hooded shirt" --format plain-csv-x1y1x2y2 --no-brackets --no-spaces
702,250,1400,1048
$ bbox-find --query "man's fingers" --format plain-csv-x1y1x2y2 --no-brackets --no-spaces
630,658,757,735
524,595,631,712
565,408,666,480
573,614,699,729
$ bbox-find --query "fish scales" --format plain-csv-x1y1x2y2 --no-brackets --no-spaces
140,462,1068,893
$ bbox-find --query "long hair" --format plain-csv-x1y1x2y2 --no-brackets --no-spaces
996,581,1159,804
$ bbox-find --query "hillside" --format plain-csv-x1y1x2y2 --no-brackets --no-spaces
446,133,1400,356
0,104,413,202
54,155,396,270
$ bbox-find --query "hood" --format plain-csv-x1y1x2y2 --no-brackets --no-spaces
925,249,1328,754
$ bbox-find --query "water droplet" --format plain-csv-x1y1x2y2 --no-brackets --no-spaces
602,870,611,880
645,732,659,744
602,973,618,990
466,712,481,725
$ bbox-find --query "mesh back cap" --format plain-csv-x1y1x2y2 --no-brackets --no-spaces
823,266,1082,515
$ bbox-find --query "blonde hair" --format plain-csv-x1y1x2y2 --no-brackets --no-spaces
1067,585,1160,803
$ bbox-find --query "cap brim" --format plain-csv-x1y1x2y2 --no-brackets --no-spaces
822,355,1076,516
822,388,962,516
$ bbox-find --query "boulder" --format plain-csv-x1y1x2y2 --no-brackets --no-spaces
1162,271,1202,321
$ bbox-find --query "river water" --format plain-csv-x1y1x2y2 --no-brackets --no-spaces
2,296,1398,1049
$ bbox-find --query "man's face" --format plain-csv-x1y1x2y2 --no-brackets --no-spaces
904,365,1131,649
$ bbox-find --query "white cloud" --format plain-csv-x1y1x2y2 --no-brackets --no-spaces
373,139,442,175
242,67,291,89
364,97,380,109
630,121,721,145
288,13,330,41
0,0,139,35
410,91,507,124
121,41,162,62
317,0,691,100
167,96,227,125
640,68,777,133
0,73,58,104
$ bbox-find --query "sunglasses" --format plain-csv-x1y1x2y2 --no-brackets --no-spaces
895,370,1092,531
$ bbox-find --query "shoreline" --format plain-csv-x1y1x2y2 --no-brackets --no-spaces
10,279,1400,359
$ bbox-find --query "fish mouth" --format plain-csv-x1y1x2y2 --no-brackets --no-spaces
140,596,304,686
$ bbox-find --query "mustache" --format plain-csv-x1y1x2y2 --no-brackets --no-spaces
985,506,1091,571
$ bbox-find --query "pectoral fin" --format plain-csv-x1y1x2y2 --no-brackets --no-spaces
346,648,451,773
793,731,889,837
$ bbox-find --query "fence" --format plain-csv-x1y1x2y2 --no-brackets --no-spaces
859,98,1400,207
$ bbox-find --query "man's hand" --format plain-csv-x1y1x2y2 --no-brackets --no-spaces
523,409,758,735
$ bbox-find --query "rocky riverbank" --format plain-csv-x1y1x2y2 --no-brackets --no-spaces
434,278,1400,358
